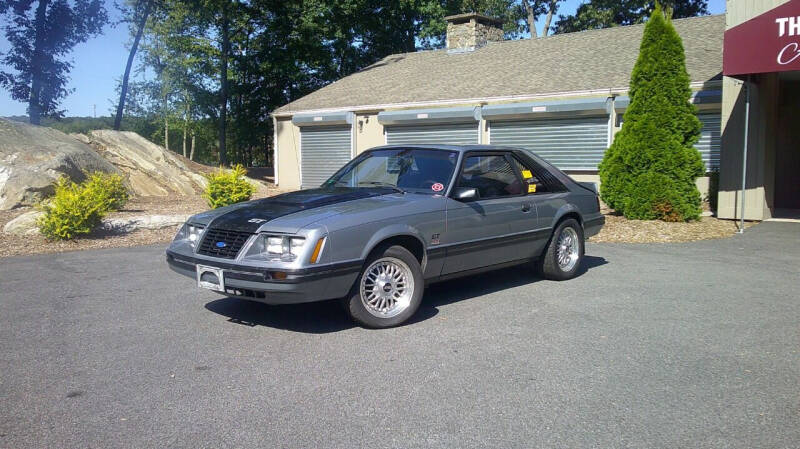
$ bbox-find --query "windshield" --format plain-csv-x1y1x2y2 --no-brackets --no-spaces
323,148,459,194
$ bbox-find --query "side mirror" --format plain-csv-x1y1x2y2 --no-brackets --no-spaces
453,187,478,201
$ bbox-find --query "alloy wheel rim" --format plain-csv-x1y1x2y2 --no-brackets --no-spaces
360,257,414,318
556,227,580,271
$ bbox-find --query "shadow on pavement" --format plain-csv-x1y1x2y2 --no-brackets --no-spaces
204,255,607,333
421,255,607,311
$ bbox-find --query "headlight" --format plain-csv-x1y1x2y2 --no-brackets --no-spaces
174,223,205,247
261,235,305,261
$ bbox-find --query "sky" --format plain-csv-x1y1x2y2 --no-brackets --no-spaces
0,0,727,117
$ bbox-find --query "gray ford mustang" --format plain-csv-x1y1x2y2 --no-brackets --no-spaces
167,145,604,328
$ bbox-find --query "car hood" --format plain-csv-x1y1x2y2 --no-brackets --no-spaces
195,187,409,233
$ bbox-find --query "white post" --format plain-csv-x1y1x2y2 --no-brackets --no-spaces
272,115,279,187
738,76,751,233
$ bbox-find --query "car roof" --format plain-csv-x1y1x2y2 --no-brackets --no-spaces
366,144,521,153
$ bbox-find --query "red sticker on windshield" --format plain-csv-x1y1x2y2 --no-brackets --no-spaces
431,183,444,192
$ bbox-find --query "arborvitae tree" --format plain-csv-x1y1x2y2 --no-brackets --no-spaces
598,3,704,221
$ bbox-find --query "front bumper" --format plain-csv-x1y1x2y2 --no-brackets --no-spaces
165,249,361,305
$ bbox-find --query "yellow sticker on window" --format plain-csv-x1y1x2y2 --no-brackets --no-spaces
521,170,533,179
528,184,536,193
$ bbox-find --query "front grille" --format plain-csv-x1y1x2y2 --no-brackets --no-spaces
197,228,252,259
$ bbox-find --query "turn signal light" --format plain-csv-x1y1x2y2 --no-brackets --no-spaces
309,237,325,264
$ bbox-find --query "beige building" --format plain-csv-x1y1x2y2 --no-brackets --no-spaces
717,0,800,220
272,13,725,202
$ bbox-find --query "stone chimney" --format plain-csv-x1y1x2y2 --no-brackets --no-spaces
445,13,504,53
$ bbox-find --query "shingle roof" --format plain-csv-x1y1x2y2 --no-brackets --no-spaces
275,14,724,114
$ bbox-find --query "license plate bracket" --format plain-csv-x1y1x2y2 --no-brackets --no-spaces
197,265,225,292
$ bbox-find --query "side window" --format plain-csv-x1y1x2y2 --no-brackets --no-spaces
458,155,522,198
511,156,548,194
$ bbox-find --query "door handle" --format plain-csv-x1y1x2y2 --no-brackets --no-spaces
521,203,532,213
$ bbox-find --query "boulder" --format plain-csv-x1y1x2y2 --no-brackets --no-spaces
85,130,207,197
3,210,44,236
0,119,120,210
101,214,188,233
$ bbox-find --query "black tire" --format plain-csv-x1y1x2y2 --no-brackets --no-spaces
537,218,585,281
342,245,424,328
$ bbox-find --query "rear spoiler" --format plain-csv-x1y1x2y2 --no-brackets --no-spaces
576,181,598,194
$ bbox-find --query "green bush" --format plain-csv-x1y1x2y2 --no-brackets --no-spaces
621,172,699,222
203,164,255,209
37,178,108,240
84,172,129,211
37,172,130,240
598,4,704,222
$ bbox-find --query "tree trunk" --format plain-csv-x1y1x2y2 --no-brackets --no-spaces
182,100,189,157
189,132,196,161
28,0,50,125
522,0,538,38
164,115,169,150
114,0,152,130
218,2,230,166
542,0,558,37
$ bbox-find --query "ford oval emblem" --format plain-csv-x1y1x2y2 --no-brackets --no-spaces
215,241,227,248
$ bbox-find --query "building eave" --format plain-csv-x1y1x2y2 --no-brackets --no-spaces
271,80,722,118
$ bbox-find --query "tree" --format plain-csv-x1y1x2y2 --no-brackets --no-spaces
114,0,156,130
597,4,704,221
520,0,561,37
0,0,108,125
554,0,708,34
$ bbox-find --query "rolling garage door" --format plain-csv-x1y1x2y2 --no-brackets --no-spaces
696,113,721,171
385,123,479,146
489,117,609,171
300,126,352,189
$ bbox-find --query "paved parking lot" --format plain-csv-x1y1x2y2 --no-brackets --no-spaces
1,222,798,448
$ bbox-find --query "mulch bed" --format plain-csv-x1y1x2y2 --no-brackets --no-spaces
1,191,754,258
0,185,282,259
588,212,752,244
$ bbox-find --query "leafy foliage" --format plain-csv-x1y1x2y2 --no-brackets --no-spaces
202,164,255,209
37,172,128,240
554,0,708,34
84,172,130,211
597,4,704,221
0,0,108,124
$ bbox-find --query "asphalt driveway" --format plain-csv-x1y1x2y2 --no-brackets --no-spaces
1,223,798,448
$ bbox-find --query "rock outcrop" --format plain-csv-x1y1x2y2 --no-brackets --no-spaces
0,119,120,210
85,130,207,196
2,210,44,236
101,214,188,233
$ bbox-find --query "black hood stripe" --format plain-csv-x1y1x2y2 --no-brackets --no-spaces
207,187,397,233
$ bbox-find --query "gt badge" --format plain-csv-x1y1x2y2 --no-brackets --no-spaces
431,233,440,245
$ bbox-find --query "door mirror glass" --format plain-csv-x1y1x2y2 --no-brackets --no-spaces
453,187,478,201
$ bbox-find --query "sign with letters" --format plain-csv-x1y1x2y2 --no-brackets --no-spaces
723,0,800,77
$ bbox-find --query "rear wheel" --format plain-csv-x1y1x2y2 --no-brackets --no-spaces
343,245,424,328
538,218,584,281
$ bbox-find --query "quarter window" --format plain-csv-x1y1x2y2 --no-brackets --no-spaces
511,156,549,194
457,155,523,198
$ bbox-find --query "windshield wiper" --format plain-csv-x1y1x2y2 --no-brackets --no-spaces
358,181,405,194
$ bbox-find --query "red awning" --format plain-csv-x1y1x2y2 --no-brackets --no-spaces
723,0,800,77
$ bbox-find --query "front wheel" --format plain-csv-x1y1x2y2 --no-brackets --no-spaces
343,245,424,328
537,218,584,281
